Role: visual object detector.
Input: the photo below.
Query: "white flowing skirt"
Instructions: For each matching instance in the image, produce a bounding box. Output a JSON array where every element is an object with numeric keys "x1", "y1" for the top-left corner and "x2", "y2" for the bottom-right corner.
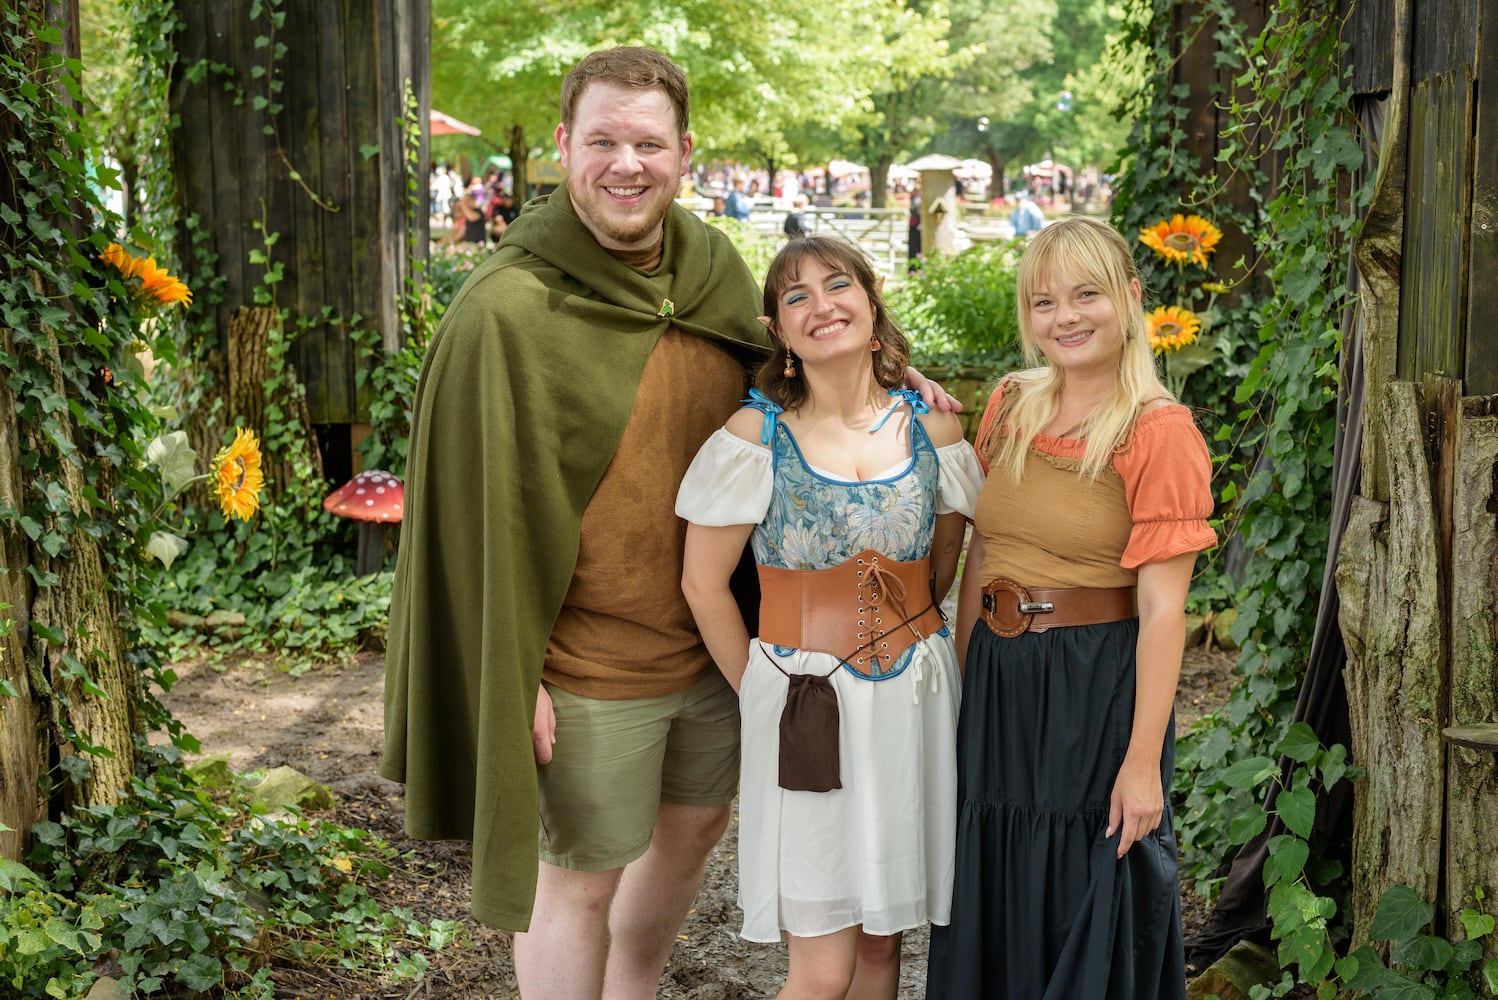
[{"x1": 736, "y1": 634, "x2": 962, "y2": 942}]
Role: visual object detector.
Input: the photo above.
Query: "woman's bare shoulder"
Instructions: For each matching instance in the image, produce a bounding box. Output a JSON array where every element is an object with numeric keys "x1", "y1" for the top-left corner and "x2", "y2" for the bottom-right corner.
[
  {"x1": 724, "y1": 405, "x2": 771, "y2": 447},
  {"x1": 920, "y1": 407, "x2": 967, "y2": 448}
]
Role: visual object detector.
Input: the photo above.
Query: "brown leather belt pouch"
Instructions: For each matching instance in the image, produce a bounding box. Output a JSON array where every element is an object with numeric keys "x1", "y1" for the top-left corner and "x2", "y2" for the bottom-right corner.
[
  {"x1": 758, "y1": 549, "x2": 944, "y2": 676},
  {"x1": 980, "y1": 578, "x2": 1136, "y2": 638}
]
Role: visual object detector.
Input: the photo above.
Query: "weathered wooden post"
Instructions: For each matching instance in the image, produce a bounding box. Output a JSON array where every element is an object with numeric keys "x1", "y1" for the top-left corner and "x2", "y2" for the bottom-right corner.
[{"x1": 906, "y1": 154, "x2": 961, "y2": 257}]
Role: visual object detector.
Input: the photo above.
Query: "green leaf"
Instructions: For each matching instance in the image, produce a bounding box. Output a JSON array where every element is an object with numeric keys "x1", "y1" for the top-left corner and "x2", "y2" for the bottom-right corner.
[
  {"x1": 1483, "y1": 957, "x2": 1498, "y2": 992},
  {"x1": 145, "y1": 430, "x2": 199, "y2": 493},
  {"x1": 1319, "y1": 743, "x2": 1348, "y2": 788},
  {"x1": 1230, "y1": 807, "x2": 1268, "y2": 845},
  {"x1": 1339, "y1": 946, "x2": 1388, "y2": 990},
  {"x1": 1371, "y1": 885, "x2": 1434, "y2": 941},
  {"x1": 1390, "y1": 934, "x2": 1453, "y2": 973},
  {"x1": 1459, "y1": 907, "x2": 1495, "y2": 940},
  {"x1": 1277, "y1": 722, "x2": 1320, "y2": 762},
  {"x1": 1221, "y1": 755, "x2": 1277, "y2": 789},
  {"x1": 1275, "y1": 786, "x2": 1315, "y2": 838},
  {"x1": 31, "y1": 621, "x2": 65, "y2": 644},
  {"x1": 175, "y1": 952, "x2": 222, "y2": 991},
  {"x1": 1263, "y1": 834, "x2": 1308, "y2": 887},
  {"x1": 146, "y1": 531, "x2": 191, "y2": 569}
]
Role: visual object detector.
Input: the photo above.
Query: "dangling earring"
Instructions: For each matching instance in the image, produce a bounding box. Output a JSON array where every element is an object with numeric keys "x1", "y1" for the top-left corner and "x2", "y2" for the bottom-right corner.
[
  {"x1": 869, "y1": 334, "x2": 882, "y2": 352},
  {"x1": 783, "y1": 349, "x2": 797, "y2": 378}
]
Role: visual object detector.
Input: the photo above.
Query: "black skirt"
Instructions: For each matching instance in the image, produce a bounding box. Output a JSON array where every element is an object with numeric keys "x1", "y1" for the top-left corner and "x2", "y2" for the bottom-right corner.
[{"x1": 926, "y1": 618, "x2": 1186, "y2": 1000}]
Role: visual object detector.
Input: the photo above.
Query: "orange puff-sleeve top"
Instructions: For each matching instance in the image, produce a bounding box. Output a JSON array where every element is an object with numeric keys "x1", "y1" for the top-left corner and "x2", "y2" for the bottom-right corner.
[{"x1": 971, "y1": 388, "x2": 1217, "y2": 590}]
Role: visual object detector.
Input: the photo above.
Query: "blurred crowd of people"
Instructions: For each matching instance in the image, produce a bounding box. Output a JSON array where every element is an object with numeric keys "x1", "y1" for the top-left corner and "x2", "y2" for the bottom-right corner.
[{"x1": 430, "y1": 163, "x2": 519, "y2": 248}]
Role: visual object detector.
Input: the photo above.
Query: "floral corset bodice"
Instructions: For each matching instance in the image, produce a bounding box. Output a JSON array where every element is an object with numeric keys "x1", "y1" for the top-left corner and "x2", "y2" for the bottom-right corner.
[{"x1": 744, "y1": 390, "x2": 939, "y2": 570}]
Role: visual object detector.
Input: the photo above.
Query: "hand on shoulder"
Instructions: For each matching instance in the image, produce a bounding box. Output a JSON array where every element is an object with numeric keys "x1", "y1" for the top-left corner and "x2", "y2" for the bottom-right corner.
[{"x1": 920, "y1": 406, "x2": 967, "y2": 448}]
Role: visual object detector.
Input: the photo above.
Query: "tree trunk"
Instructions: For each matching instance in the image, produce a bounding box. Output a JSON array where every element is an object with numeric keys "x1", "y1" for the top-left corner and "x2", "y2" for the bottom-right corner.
[
  {"x1": 1336, "y1": 381, "x2": 1447, "y2": 948},
  {"x1": 870, "y1": 159, "x2": 892, "y2": 210},
  {"x1": 0, "y1": 330, "x2": 44, "y2": 861},
  {"x1": 1, "y1": 0, "x2": 138, "y2": 861},
  {"x1": 508, "y1": 124, "x2": 528, "y2": 202}
]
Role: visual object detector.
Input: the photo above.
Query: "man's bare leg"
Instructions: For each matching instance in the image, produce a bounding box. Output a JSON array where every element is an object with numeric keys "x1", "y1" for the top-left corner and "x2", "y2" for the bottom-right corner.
[
  {"x1": 602, "y1": 801, "x2": 733, "y2": 1000},
  {"x1": 513, "y1": 861, "x2": 623, "y2": 999}
]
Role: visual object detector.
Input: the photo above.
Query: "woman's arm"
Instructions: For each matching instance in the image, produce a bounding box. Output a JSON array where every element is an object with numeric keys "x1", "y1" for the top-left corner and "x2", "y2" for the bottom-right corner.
[
  {"x1": 682, "y1": 521, "x2": 758, "y2": 693},
  {"x1": 1107, "y1": 549, "x2": 1194, "y2": 857},
  {"x1": 953, "y1": 529, "x2": 986, "y2": 671},
  {"x1": 931, "y1": 512, "x2": 967, "y2": 607}
]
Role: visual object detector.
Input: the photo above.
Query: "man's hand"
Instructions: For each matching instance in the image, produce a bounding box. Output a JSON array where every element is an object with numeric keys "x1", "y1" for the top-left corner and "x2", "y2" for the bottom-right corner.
[
  {"x1": 905, "y1": 365, "x2": 964, "y2": 413},
  {"x1": 532, "y1": 685, "x2": 556, "y2": 764}
]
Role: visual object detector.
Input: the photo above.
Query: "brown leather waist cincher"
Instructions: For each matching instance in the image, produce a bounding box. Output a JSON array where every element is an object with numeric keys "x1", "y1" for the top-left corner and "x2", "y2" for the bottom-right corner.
[
  {"x1": 980, "y1": 578, "x2": 1137, "y2": 638},
  {"x1": 757, "y1": 548, "x2": 946, "y2": 678}
]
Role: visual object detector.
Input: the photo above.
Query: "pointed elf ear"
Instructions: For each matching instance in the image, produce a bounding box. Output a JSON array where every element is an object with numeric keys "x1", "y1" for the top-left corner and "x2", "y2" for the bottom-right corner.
[
  {"x1": 757, "y1": 316, "x2": 774, "y2": 332},
  {"x1": 874, "y1": 276, "x2": 885, "y2": 297}
]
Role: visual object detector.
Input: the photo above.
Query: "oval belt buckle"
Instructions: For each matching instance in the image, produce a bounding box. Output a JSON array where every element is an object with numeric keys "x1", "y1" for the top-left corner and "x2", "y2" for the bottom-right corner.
[{"x1": 987, "y1": 577, "x2": 1033, "y2": 637}]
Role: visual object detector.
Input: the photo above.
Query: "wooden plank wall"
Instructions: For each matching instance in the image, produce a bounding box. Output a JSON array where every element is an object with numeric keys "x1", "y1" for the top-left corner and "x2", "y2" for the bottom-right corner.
[
  {"x1": 1466, "y1": 0, "x2": 1498, "y2": 395},
  {"x1": 1342, "y1": 0, "x2": 1498, "y2": 963},
  {"x1": 1447, "y1": 398, "x2": 1498, "y2": 947},
  {"x1": 1398, "y1": 69, "x2": 1471, "y2": 384},
  {"x1": 1171, "y1": 0, "x2": 1274, "y2": 297},
  {"x1": 169, "y1": 0, "x2": 427, "y2": 426}
]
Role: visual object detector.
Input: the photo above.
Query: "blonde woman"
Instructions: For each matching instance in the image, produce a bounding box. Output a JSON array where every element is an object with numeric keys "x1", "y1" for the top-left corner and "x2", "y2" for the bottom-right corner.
[
  {"x1": 678, "y1": 237, "x2": 983, "y2": 999},
  {"x1": 926, "y1": 217, "x2": 1215, "y2": 999}
]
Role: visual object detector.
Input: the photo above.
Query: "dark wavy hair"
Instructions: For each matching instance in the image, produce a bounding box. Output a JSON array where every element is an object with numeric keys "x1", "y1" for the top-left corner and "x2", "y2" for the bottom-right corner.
[{"x1": 754, "y1": 237, "x2": 909, "y2": 410}]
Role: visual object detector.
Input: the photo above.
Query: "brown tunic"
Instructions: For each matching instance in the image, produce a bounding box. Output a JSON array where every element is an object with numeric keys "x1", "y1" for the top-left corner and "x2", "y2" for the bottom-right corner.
[{"x1": 543, "y1": 327, "x2": 748, "y2": 699}]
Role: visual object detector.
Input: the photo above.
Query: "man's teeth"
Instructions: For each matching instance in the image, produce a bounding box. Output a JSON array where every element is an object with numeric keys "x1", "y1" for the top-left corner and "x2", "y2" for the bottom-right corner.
[{"x1": 608, "y1": 187, "x2": 645, "y2": 196}]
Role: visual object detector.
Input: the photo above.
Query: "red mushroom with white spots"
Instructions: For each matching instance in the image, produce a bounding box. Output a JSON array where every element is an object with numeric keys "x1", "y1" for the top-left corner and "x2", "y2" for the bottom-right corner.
[{"x1": 323, "y1": 470, "x2": 404, "y2": 573}]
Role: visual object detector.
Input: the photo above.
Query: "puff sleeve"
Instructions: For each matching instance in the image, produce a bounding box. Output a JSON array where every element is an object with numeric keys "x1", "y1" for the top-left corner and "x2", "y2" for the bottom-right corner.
[
  {"x1": 935, "y1": 441, "x2": 985, "y2": 518},
  {"x1": 1112, "y1": 406, "x2": 1218, "y2": 569},
  {"x1": 675, "y1": 427, "x2": 773, "y2": 526}
]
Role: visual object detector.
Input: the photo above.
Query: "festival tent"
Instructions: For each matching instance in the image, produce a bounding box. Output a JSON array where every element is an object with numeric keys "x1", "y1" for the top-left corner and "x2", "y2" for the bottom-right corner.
[{"x1": 431, "y1": 109, "x2": 481, "y2": 136}]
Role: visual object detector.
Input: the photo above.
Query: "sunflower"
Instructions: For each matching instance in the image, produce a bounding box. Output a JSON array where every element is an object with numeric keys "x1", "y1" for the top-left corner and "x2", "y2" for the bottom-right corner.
[
  {"x1": 103, "y1": 242, "x2": 193, "y2": 309},
  {"x1": 213, "y1": 428, "x2": 265, "y2": 520},
  {"x1": 1139, "y1": 215, "x2": 1223, "y2": 269},
  {"x1": 1146, "y1": 305, "x2": 1203, "y2": 354}
]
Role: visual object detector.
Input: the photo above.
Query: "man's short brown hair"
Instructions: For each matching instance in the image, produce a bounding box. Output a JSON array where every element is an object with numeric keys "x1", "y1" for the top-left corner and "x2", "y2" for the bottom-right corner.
[{"x1": 560, "y1": 46, "x2": 690, "y2": 139}]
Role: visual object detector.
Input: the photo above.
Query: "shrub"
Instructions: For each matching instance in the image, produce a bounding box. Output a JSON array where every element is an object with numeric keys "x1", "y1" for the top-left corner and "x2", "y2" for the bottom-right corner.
[{"x1": 887, "y1": 241, "x2": 1027, "y2": 372}]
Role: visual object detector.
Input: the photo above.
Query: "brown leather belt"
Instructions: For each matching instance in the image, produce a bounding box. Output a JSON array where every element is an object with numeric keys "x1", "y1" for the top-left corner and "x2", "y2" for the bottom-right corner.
[
  {"x1": 758, "y1": 549, "x2": 945, "y2": 678},
  {"x1": 980, "y1": 578, "x2": 1136, "y2": 637}
]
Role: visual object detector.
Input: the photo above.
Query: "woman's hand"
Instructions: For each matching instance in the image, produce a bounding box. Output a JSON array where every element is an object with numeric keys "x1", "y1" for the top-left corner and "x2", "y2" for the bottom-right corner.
[{"x1": 1106, "y1": 753, "x2": 1164, "y2": 857}]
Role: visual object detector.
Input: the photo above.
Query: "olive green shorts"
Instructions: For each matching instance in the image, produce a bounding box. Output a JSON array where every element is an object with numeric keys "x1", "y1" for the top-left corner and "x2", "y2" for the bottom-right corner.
[{"x1": 537, "y1": 669, "x2": 741, "y2": 872}]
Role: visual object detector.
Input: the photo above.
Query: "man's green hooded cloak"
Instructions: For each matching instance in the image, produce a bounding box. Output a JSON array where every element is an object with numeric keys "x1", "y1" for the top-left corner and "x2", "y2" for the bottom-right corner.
[{"x1": 381, "y1": 189, "x2": 769, "y2": 931}]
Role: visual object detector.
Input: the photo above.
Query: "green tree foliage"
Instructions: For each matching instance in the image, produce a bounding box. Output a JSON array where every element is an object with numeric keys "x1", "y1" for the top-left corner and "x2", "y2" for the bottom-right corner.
[
  {"x1": 939, "y1": 0, "x2": 1132, "y2": 192},
  {"x1": 430, "y1": 0, "x2": 929, "y2": 185}
]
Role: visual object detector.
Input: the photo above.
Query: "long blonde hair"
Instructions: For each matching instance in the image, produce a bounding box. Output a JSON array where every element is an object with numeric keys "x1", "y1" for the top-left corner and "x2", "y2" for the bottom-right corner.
[{"x1": 987, "y1": 217, "x2": 1172, "y2": 481}]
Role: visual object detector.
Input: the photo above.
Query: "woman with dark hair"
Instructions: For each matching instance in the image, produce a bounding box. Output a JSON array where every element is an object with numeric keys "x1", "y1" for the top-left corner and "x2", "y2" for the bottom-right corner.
[{"x1": 678, "y1": 236, "x2": 984, "y2": 998}]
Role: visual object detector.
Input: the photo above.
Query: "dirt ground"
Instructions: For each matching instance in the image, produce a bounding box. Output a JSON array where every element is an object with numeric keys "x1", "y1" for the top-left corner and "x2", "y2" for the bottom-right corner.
[{"x1": 155, "y1": 642, "x2": 1241, "y2": 999}]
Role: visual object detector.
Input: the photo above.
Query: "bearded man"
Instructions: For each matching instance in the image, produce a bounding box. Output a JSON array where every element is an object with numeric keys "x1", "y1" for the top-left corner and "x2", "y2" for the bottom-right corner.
[{"x1": 383, "y1": 45, "x2": 955, "y2": 999}]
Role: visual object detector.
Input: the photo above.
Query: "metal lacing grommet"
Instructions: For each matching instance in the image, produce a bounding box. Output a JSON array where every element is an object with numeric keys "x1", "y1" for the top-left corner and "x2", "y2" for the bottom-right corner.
[
  {"x1": 858, "y1": 632, "x2": 865, "y2": 639},
  {"x1": 874, "y1": 617, "x2": 882, "y2": 625},
  {"x1": 857, "y1": 558, "x2": 865, "y2": 565}
]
